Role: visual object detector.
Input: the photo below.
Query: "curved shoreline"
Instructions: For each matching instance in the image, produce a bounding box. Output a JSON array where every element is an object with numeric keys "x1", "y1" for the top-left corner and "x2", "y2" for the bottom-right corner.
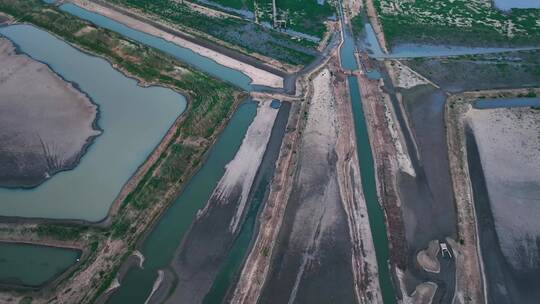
[
  {"x1": 0, "y1": 22, "x2": 192, "y2": 225},
  {"x1": 68, "y1": 0, "x2": 287, "y2": 90},
  {"x1": 0, "y1": 36, "x2": 102, "y2": 190}
]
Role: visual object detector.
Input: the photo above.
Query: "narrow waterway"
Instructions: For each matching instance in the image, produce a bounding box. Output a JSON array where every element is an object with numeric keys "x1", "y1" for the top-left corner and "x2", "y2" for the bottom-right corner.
[
  {"x1": 59, "y1": 3, "x2": 253, "y2": 90},
  {"x1": 361, "y1": 23, "x2": 540, "y2": 59},
  {"x1": 0, "y1": 242, "x2": 80, "y2": 287},
  {"x1": 348, "y1": 76, "x2": 396, "y2": 304},
  {"x1": 106, "y1": 102, "x2": 257, "y2": 303},
  {"x1": 339, "y1": 10, "x2": 396, "y2": 301}
]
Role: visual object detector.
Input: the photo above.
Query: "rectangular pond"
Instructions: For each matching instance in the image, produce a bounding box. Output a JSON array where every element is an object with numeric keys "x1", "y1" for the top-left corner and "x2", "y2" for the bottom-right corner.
[
  {"x1": 106, "y1": 102, "x2": 257, "y2": 303},
  {"x1": 0, "y1": 25, "x2": 186, "y2": 222},
  {"x1": 0, "y1": 242, "x2": 80, "y2": 287}
]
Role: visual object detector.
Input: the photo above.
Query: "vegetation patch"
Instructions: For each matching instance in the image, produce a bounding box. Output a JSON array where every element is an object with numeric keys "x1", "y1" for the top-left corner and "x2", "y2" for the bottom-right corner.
[
  {"x1": 253, "y1": 0, "x2": 335, "y2": 38},
  {"x1": 107, "y1": 0, "x2": 318, "y2": 65},
  {"x1": 0, "y1": 0, "x2": 245, "y2": 301},
  {"x1": 374, "y1": 0, "x2": 540, "y2": 47},
  {"x1": 404, "y1": 50, "x2": 540, "y2": 92}
]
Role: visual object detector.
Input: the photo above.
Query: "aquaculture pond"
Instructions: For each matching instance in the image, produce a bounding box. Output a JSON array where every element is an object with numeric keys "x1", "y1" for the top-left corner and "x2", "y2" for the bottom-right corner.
[
  {"x1": 0, "y1": 242, "x2": 80, "y2": 287},
  {"x1": 473, "y1": 97, "x2": 540, "y2": 109},
  {"x1": 59, "y1": 3, "x2": 253, "y2": 90},
  {"x1": 107, "y1": 102, "x2": 257, "y2": 303},
  {"x1": 0, "y1": 25, "x2": 185, "y2": 221}
]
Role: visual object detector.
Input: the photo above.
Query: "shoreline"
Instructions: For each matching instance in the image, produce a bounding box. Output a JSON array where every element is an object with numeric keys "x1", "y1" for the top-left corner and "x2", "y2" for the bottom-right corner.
[
  {"x1": 445, "y1": 87, "x2": 540, "y2": 304},
  {"x1": 162, "y1": 99, "x2": 278, "y2": 303},
  {"x1": 0, "y1": 20, "x2": 234, "y2": 226},
  {"x1": 0, "y1": 36, "x2": 102, "y2": 190},
  {"x1": 69, "y1": 0, "x2": 289, "y2": 88},
  {"x1": 0, "y1": 1, "x2": 252, "y2": 300}
]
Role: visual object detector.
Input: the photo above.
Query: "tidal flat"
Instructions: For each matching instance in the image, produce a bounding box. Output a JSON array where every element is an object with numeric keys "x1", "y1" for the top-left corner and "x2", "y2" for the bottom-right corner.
[
  {"x1": 0, "y1": 38, "x2": 100, "y2": 188},
  {"x1": 467, "y1": 105, "x2": 540, "y2": 304}
]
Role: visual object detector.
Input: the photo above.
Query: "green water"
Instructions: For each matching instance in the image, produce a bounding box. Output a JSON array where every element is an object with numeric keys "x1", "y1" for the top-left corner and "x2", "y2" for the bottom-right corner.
[
  {"x1": 0, "y1": 242, "x2": 80, "y2": 287},
  {"x1": 107, "y1": 102, "x2": 257, "y2": 303},
  {"x1": 348, "y1": 76, "x2": 396, "y2": 303},
  {"x1": 59, "y1": 3, "x2": 252, "y2": 91}
]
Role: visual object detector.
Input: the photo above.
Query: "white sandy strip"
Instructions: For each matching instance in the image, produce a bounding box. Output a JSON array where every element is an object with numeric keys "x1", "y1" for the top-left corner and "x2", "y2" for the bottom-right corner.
[
  {"x1": 70, "y1": 0, "x2": 284, "y2": 88},
  {"x1": 382, "y1": 93, "x2": 415, "y2": 177},
  {"x1": 105, "y1": 278, "x2": 121, "y2": 294},
  {"x1": 144, "y1": 270, "x2": 164, "y2": 304},
  {"x1": 133, "y1": 250, "x2": 145, "y2": 269},
  {"x1": 213, "y1": 100, "x2": 278, "y2": 233},
  {"x1": 385, "y1": 60, "x2": 429, "y2": 89}
]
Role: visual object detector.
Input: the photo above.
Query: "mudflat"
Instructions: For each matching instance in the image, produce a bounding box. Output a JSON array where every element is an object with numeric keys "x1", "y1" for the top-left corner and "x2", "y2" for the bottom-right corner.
[
  {"x1": 0, "y1": 38, "x2": 99, "y2": 188},
  {"x1": 467, "y1": 106, "x2": 540, "y2": 303}
]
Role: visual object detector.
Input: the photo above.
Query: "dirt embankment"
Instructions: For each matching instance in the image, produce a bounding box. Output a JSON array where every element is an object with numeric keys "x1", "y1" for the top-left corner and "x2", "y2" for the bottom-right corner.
[
  {"x1": 330, "y1": 58, "x2": 383, "y2": 303},
  {"x1": 164, "y1": 100, "x2": 279, "y2": 304},
  {"x1": 257, "y1": 66, "x2": 356, "y2": 303},
  {"x1": 0, "y1": 37, "x2": 100, "y2": 188},
  {"x1": 70, "y1": 0, "x2": 290, "y2": 85},
  {"x1": 364, "y1": 0, "x2": 389, "y2": 54},
  {"x1": 446, "y1": 88, "x2": 540, "y2": 304},
  {"x1": 355, "y1": 63, "x2": 407, "y2": 271},
  {"x1": 229, "y1": 51, "x2": 333, "y2": 304}
]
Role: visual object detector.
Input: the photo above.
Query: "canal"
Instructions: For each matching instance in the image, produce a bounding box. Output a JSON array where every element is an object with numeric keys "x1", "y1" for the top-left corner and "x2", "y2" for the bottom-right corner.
[
  {"x1": 339, "y1": 6, "x2": 396, "y2": 301},
  {"x1": 0, "y1": 24, "x2": 185, "y2": 221}
]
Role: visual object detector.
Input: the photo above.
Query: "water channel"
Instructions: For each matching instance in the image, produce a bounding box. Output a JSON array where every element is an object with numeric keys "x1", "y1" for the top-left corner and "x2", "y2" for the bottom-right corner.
[
  {"x1": 107, "y1": 102, "x2": 257, "y2": 303},
  {"x1": 1, "y1": 2, "x2": 399, "y2": 302},
  {"x1": 361, "y1": 23, "x2": 540, "y2": 59},
  {"x1": 340, "y1": 12, "x2": 396, "y2": 301},
  {"x1": 59, "y1": 3, "x2": 253, "y2": 91}
]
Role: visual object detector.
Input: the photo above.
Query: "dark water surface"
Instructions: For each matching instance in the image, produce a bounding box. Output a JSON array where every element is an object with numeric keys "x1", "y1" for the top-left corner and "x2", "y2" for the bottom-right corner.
[{"x1": 0, "y1": 242, "x2": 80, "y2": 287}]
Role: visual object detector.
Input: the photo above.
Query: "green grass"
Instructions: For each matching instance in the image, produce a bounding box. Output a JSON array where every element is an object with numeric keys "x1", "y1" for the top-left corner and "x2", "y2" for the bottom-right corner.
[
  {"x1": 0, "y1": 1, "x2": 247, "y2": 300},
  {"x1": 107, "y1": 0, "x2": 317, "y2": 65},
  {"x1": 255, "y1": 0, "x2": 335, "y2": 38},
  {"x1": 195, "y1": 0, "x2": 335, "y2": 38},
  {"x1": 374, "y1": 0, "x2": 540, "y2": 47}
]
